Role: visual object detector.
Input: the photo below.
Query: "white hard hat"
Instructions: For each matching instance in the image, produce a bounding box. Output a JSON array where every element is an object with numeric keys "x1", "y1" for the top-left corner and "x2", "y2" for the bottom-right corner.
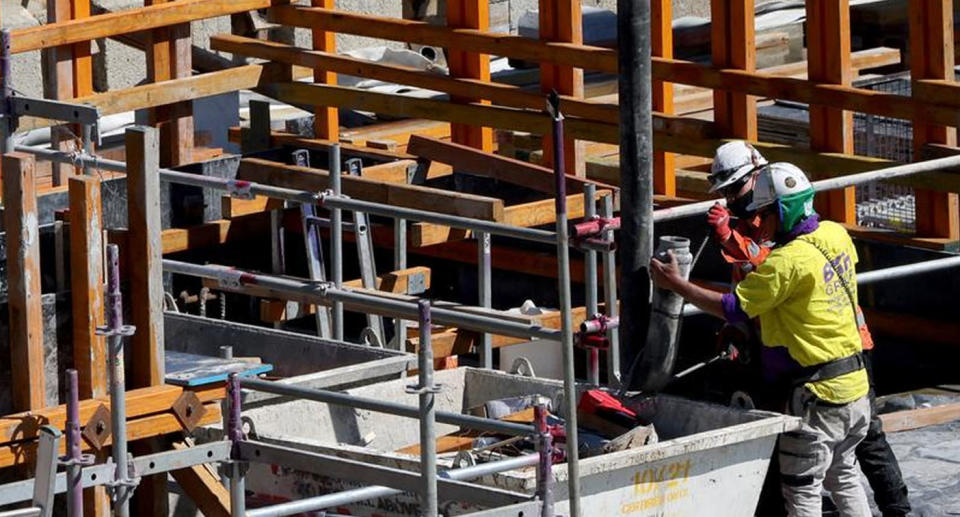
[
  {"x1": 708, "y1": 141, "x2": 768, "y2": 193},
  {"x1": 746, "y1": 162, "x2": 813, "y2": 212}
]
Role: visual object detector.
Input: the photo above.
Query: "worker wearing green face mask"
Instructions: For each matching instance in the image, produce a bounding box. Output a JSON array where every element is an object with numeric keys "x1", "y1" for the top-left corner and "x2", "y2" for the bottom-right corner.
[{"x1": 651, "y1": 163, "x2": 871, "y2": 517}]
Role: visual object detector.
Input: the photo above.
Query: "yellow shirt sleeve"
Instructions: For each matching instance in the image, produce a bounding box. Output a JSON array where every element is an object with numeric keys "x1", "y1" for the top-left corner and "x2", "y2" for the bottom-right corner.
[{"x1": 735, "y1": 252, "x2": 798, "y2": 319}]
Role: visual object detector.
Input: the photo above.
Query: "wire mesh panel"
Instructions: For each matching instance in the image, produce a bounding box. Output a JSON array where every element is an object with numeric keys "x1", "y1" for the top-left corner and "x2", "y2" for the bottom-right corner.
[{"x1": 852, "y1": 72, "x2": 916, "y2": 232}]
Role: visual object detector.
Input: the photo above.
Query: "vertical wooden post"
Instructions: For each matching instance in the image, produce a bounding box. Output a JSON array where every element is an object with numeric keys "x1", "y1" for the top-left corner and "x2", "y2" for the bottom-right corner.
[
  {"x1": 71, "y1": 0, "x2": 93, "y2": 99},
  {"x1": 43, "y1": 0, "x2": 77, "y2": 186},
  {"x1": 807, "y1": 0, "x2": 856, "y2": 223},
  {"x1": 125, "y1": 126, "x2": 164, "y2": 388},
  {"x1": 3, "y1": 153, "x2": 46, "y2": 411},
  {"x1": 69, "y1": 176, "x2": 106, "y2": 398},
  {"x1": 447, "y1": 0, "x2": 493, "y2": 151},
  {"x1": 311, "y1": 0, "x2": 339, "y2": 140},
  {"x1": 710, "y1": 0, "x2": 757, "y2": 140},
  {"x1": 539, "y1": 0, "x2": 584, "y2": 176},
  {"x1": 146, "y1": 1, "x2": 194, "y2": 167},
  {"x1": 652, "y1": 0, "x2": 675, "y2": 195},
  {"x1": 76, "y1": 189, "x2": 109, "y2": 517},
  {"x1": 910, "y1": 0, "x2": 959, "y2": 240},
  {"x1": 126, "y1": 127, "x2": 167, "y2": 517}
]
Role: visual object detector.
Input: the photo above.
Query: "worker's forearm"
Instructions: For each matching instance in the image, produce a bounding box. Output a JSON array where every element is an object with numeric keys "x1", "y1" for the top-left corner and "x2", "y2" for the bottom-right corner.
[{"x1": 673, "y1": 280, "x2": 725, "y2": 319}]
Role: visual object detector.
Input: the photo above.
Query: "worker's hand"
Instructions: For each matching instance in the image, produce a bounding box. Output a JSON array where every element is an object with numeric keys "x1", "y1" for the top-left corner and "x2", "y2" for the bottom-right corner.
[
  {"x1": 707, "y1": 203, "x2": 733, "y2": 242},
  {"x1": 650, "y1": 250, "x2": 684, "y2": 291}
]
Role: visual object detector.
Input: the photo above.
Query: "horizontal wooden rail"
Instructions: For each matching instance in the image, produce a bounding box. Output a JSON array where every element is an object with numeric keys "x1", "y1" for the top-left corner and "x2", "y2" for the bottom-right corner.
[
  {"x1": 268, "y1": 5, "x2": 960, "y2": 126},
  {"x1": 211, "y1": 35, "x2": 618, "y2": 123},
  {"x1": 11, "y1": 0, "x2": 275, "y2": 53}
]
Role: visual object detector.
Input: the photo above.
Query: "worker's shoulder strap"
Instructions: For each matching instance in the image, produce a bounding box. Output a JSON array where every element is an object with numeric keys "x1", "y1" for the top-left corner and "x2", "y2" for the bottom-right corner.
[{"x1": 792, "y1": 352, "x2": 865, "y2": 386}]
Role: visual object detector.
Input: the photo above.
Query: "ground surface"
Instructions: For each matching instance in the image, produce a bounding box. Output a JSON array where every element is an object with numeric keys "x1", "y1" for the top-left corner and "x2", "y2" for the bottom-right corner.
[{"x1": 878, "y1": 420, "x2": 960, "y2": 516}]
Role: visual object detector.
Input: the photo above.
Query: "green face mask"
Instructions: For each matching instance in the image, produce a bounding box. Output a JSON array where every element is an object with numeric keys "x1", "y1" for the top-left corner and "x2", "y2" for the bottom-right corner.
[{"x1": 777, "y1": 189, "x2": 815, "y2": 233}]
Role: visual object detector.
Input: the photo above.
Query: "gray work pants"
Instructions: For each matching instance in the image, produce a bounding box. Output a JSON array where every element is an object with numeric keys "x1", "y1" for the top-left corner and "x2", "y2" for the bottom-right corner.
[{"x1": 779, "y1": 390, "x2": 871, "y2": 517}]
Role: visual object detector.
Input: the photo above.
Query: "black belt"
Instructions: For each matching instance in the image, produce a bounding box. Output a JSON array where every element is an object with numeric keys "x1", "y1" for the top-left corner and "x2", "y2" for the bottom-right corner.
[{"x1": 792, "y1": 352, "x2": 865, "y2": 387}]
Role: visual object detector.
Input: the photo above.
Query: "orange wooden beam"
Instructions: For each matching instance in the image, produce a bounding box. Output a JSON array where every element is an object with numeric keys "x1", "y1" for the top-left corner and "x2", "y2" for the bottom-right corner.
[
  {"x1": 910, "y1": 0, "x2": 960, "y2": 240},
  {"x1": 311, "y1": 0, "x2": 338, "y2": 140},
  {"x1": 652, "y1": 0, "x2": 675, "y2": 195},
  {"x1": 145, "y1": 0, "x2": 194, "y2": 167},
  {"x1": 710, "y1": 0, "x2": 757, "y2": 139},
  {"x1": 538, "y1": 0, "x2": 583, "y2": 176},
  {"x1": 807, "y1": 0, "x2": 856, "y2": 223},
  {"x1": 446, "y1": 0, "x2": 493, "y2": 151}
]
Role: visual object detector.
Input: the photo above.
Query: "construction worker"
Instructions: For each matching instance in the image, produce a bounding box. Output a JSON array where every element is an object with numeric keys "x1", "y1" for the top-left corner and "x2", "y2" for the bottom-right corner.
[
  {"x1": 651, "y1": 163, "x2": 871, "y2": 516},
  {"x1": 706, "y1": 143, "x2": 911, "y2": 517}
]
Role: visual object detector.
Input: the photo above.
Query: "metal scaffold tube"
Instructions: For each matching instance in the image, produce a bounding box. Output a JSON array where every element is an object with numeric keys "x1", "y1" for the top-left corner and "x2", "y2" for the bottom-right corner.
[
  {"x1": 162, "y1": 259, "x2": 562, "y2": 342},
  {"x1": 245, "y1": 454, "x2": 539, "y2": 517},
  {"x1": 330, "y1": 144, "x2": 345, "y2": 341},
  {"x1": 413, "y1": 300, "x2": 438, "y2": 517},
  {"x1": 239, "y1": 376, "x2": 533, "y2": 436}
]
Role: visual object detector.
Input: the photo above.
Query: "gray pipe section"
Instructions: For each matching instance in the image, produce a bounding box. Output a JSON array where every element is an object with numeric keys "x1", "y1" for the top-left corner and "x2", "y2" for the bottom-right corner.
[
  {"x1": 682, "y1": 254, "x2": 960, "y2": 317},
  {"x1": 652, "y1": 154, "x2": 960, "y2": 223},
  {"x1": 162, "y1": 259, "x2": 561, "y2": 341},
  {"x1": 635, "y1": 237, "x2": 693, "y2": 392},
  {"x1": 329, "y1": 144, "x2": 345, "y2": 341},
  {"x1": 416, "y1": 300, "x2": 438, "y2": 517},
  {"x1": 239, "y1": 377, "x2": 534, "y2": 436},
  {"x1": 245, "y1": 454, "x2": 538, "y2": 517},
  {"x1": 104, "y1": 244, "x2": 131, "y2": 517}
]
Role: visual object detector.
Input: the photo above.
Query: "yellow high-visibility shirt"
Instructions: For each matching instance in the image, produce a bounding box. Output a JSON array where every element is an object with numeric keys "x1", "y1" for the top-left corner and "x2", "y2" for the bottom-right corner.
[{"x1": 735, "y1": 221, "x2": 868, "y2": 404}]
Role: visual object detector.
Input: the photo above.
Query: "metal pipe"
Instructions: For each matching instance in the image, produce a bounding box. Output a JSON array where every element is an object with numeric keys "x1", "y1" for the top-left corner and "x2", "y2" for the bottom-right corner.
[
  {"x1": 548, "y1": 97, "x2": 581, "y2": 517},
  {"x1": 617, "y1": 0, "x2": 654, "y2": 397},
  {"x1": 103, "y1": 244, "x2": 131, "y2": 517},
  {"x1": 393, "y1": 217, "x2": 407, "y2": 350},
  {"x1": 330, "y1": 144, "x2": 344, "y2": 341},
  {"x1": 477, "y1": 231, "x2": 492, "y2": 368},
  {"x1": 239, "y1": 376, "x2": 533, "y2": 436},
  {"x1": 227, "y1": 374, "x2": 246, "y2": 517},
  {"x1": 163, "y1": 259, "x2": 562, "y2": 342},
  {"x1": 246, "y1": 454, "x2": 539, "y2": 517},
  {"x1": 81, "y1": 124, "x2": 93, "y2": 176},
  {"x1": 534, "y1": 403, "x2": 554, "y2": 517},
  {"x1": 682, "y1": 255, "x2": 960, "y2": 317},
  {"x1": 583, "y1": 183, "x2": 599, "y2": 386},
  {"x1": 601, "y1": 196, "x2": 621, "y2": 388},
  {"x1": 416, "y1": 300, "x2": 438, "y2": 517},
  {"x1": 65, "y1": 370, "x2": 82, "y2": 517},
  {"x1": 0, "y1": 29, "x2": 13, "y2": 154}
]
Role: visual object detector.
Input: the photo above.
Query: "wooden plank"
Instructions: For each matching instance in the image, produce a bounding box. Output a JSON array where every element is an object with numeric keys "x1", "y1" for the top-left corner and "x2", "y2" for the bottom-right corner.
[
  {"x1": 446, "y1": 0, "x2": 493, "y2": 151},
  {"x1": 169, "y1": 442, "x2": 231, "y2": 517},
  {"x1": 711, "y1": 0, "x2": 757, "y2": 139},
  {"x1": 221, "y1": 195, "x2": 285, "y2": 218},
  {"x1": 3, "y1": 153, "x2": 46, "y2": 411},
  {"x1": 880, "y1": 402, "x2": 960, "y2": 433},
  {"x1": 910, "y1": 0, "x2": 960, "y2": 240},
  {"x1": 126, "y1": 128, "x2": 165, "y2": 388},
  {"x1": 538, "y1": 0, "x2": 583, "y2": 176},
  {"x1": 652, "y1": 0, "x2": 675, "y2": 195},
  {"x1": 145, "y1": 0, "x2": 193, "y2": 167},
  {"x1": 11, "y1": 0, "x2": 274, "y2": 53},
  {"x1": 0, "y1": 383, "x2": 224, "y2": 444},
  {"x1": 807, "y1": 0, "x2": 856, "y2": 223},
  {"x1": 406, "y1": 135, "x2": 616, "y2": 196},
  {"x1": 69, "y1": 176, "x2": 107, "y2": 399},
  {"x1": 310, "y1": 0, "x2": 338, "y2": 140},
  {"x1": 209, "y1": 35, "x2": 619, "y2": 124},
  {"x1": 410, "y1": 190, "x2": 612, "y2": 247},
  {"x1": 237, "y1": 157, "x2": 505, "y2": 221},
  {"x1": 0, "y1": 402, "x2": 221, "y2": 469},
  {"x1": 43, "y1": 0, "x2": 78, "y2": 186},
  {"x1": 225, "y1": 127, "x2": 420, "y2": 162}
]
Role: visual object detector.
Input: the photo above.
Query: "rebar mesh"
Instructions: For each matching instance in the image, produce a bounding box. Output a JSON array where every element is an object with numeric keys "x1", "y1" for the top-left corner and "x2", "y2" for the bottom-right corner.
[{"x1": 852, "y1": 73, "x2": 916, "y2": 232}]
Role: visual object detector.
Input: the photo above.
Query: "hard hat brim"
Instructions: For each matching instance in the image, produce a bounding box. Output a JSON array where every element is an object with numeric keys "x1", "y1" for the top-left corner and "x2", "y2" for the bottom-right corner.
[{"x1": 708, "y1": 163, "x2": 757, "y2": 193}]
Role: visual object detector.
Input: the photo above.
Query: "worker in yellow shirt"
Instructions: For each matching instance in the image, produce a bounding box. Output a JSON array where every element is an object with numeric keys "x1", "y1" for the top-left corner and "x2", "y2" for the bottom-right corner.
[{"x1": 651, "y1": 163, "x2": 871, "y2": 517}]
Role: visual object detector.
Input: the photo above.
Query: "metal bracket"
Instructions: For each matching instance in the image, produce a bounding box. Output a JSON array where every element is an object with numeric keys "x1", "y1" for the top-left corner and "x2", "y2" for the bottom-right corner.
[
  {"x1": 81, "y1": 404, "x2": 111, "y2": 450},
  {"x1": 95, "y1": 324, "x2": 136, "y2": 337},
  {"x1": 10, "y1": 97, "x2": 99, "y2": 125},
  {"x1": 171, "y1": 391, "x2": 206, "y2": 432},
  {"x1": 404, "y1": 382, "x2": 443, "y2": 395},
  {"x1": 407, "y1": 271, "x2": 427, "y2": 294}
]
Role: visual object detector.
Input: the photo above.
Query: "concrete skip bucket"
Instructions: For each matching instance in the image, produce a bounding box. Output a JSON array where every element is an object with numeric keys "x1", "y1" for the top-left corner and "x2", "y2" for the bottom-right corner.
[{"x1": 229, "y1": 368, "x2": 800, "y2": 516}]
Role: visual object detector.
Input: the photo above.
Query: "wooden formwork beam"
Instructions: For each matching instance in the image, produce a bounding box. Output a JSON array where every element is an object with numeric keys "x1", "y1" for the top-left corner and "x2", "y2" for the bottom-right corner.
[
  {"x1": 125, "y1": 127, "x2": 165, "y2": 388},
  {"x1": 311, "y1": 0, "x2": 338, "y2": 140},
  {"x1": 538, "y1": 0, "x2": 583, "y2": 176},
  {"x1": 710, "y1": 0, "x2": 757, "y2": 139},
  {"x1": 169, "y1": 442, "x2": 231, "y2": 517},
  {"x1": 446, "y1": 0, "x2": 493, "y2": 151},
  {"x1": 652, "y1": 0, "x2": 676, "y2": 195},
  {"x1": 807, "y1": 0, "x2": 856, "y2": 223},
  {"x1": 68, "y1": 176, "x2": 107, "y2": 399},
  {"x1": 2, "y1": 153, "x2": 46, "y2": 411},
  {"x1": 145, "y1": 0, "x2": 193, "y2": 167},
  {"x1": 910, "y1": 0, "x2": 960, "y2": 240}
]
